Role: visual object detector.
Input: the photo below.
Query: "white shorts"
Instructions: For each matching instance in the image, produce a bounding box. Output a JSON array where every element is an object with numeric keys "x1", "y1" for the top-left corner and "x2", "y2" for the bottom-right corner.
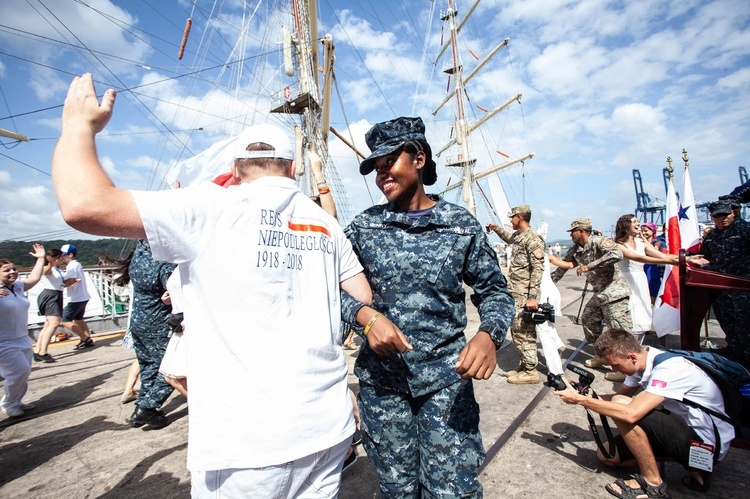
[{"x1": 190, "y1": 437, "x2": 349, "y2": 498}]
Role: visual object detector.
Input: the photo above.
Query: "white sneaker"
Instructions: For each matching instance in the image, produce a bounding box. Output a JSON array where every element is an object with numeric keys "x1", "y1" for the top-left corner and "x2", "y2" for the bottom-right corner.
[{"x1": 2, "y1": 406, "x2": 24, "y2": 418}]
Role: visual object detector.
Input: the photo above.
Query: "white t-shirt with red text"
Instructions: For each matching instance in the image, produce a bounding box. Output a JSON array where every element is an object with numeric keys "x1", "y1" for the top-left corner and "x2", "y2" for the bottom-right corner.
[{"x1": 132, "y1": 177, "x2": 362, "y2": 472}]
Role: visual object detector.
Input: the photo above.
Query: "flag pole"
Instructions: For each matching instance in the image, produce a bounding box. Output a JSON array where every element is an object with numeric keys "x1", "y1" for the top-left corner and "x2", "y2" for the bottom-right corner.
[
  {"x1": 684, "y1": 147, "x2": 716, "y2": 349},
  {"x1": 665, "y1": 155, "x2": 674, "y2": 181}
]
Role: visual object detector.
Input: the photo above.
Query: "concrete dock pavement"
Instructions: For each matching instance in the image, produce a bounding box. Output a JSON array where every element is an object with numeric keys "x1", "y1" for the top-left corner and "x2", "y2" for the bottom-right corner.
[{"x1": 1, "y1": 271, "x2": 748, "y2": 498}]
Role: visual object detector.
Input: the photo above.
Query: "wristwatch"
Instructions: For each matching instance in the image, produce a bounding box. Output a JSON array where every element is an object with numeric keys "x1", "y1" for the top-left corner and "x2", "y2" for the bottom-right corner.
[{"x1": 527, "y1": 294, "x2": 537, "y2": 300}]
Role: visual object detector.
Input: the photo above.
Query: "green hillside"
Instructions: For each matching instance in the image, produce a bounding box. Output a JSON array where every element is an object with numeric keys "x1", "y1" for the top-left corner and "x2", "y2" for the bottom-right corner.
[{"x1": 0, "y1": 239, "x2": 137, "y2": 268}]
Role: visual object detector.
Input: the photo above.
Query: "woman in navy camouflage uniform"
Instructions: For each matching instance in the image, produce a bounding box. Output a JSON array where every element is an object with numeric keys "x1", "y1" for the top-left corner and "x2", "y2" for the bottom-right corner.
[
  {"x1": 341, "y1": 117, "x2": 514, "y2": 498},
  {"x1": 114, "y1": 240, "x2": 176, "y2": 429}
]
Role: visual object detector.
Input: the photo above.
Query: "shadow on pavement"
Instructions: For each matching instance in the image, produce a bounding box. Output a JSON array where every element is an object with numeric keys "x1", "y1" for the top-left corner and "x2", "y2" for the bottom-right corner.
[
  {"x1": 0, "y1": 416, "x2": 127, "y2": 486},
  {"x1": 99, "y1": 443, "x2": 188, "y2": 498}
]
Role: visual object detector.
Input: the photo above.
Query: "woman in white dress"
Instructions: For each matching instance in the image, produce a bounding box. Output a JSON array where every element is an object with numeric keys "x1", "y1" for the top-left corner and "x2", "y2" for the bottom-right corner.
[
  {"x1": 613, "y1": 215, "x2": 707, "y2": 344},
  {"x1": 613, "y1": 215, "x2": 681, "y2": 343}
]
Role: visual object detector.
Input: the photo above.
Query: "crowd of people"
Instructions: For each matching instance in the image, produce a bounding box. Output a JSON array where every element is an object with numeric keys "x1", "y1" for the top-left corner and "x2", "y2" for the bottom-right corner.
[{"x1": 1, "y1": 72, "x2": 747, "y2": 498}]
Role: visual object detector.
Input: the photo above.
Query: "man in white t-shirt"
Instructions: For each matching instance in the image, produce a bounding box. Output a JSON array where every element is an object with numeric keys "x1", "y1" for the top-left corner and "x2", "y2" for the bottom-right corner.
[
  {"x1": 60, "y1": 244, "x2": 94, "y2": 349},
  {"x1": 52, "y1": 73, "x2": 373, "y2": 498},
  {"x1": 554, "y1": 328, "x2": 733, "y2": 498}
]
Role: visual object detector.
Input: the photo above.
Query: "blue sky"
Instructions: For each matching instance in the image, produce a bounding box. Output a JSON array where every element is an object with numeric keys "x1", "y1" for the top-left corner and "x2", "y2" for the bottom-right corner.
[{"x1": 1, "y1": 0, "x2": 749, "y2": 244}]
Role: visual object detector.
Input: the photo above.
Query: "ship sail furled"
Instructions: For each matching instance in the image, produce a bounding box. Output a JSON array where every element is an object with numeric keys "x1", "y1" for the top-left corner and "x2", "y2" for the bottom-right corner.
[
  {"x1": 165, "y1": 0, "x2": 354, "y2": 224},
  {"x1": 432, "y1": 0, "x2": 534, "y2": 225}
]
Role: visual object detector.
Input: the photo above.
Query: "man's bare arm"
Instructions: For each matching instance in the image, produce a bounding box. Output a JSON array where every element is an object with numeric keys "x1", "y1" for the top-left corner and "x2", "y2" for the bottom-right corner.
[
  {"x1": 340, "y1": 272, "x2": 372, "y2": 307},
  {"x1": 52, "y1": 73, "x2": 145, "y2": 239}
]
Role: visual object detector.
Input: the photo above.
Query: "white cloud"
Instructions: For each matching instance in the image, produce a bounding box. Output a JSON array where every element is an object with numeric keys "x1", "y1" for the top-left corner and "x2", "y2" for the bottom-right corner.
[
  {"x1": 717, "y1": 67, "x2": 750, "y2": 91},
  {"x1": 28, "y1": 67, "x2": 71, "y2": 102},
  {"x1": 331, "y1": 10, "x2": 401, "y2": 51},
  {"x1": 528, "y1": 39, "x2": 609, "y2": 98},
  {"x1": 0, "y1": 0, "x2": 151, "y2": 71}
]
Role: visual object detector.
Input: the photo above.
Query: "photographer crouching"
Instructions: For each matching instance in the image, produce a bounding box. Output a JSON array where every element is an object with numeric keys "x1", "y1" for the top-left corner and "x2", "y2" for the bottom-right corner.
[{"x1": 553, "y1": 328, "x2": 734, "y2": 498}]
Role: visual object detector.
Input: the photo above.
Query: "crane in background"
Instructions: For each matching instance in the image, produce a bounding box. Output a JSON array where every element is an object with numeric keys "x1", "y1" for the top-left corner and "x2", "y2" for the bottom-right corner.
[
  {"x1": 633, "y1": 165, "x2": 747, "y2": 228},
  {"x1": 633, "y1": 169, "x2": 666, "y2": 225}
]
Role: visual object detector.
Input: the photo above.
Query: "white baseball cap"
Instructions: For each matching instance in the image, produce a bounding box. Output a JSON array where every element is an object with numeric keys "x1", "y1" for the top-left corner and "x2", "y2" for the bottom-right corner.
[{"x1": 234, "y1": 124, "x2": 294, "y2": 161}]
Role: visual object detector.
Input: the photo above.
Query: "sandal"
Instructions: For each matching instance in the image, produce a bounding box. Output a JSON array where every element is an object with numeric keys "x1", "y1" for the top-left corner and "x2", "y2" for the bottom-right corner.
[
  {"x1": 74, "y1": 337, "x2": 95, "y2": 350},
  {"x1": 343, "y1": 342, "x2": 357, "y2": 350},
  {"x1": 605, "y1": 474, "x2": 669, "y2": 498},
  {"x1": 682, "y1": 472, "x2": 711, "y2": 492}
]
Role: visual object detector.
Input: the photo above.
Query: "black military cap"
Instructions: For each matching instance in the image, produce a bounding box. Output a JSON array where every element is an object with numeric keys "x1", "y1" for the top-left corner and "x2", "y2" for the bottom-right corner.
[
  {"x1": 708, "y1": 200, "x2": 732, "y2": 216},
  {"x1": 359, "y1": 117, "x2": 435, "y2": 175},
  {"x1": 718, "y1": 194, "x2": 742, "y2": 209}
]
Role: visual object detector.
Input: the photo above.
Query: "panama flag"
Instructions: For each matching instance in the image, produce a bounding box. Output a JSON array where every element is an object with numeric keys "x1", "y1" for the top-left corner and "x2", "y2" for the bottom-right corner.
[
  {"x1": 679, "y1": 166, "x2": 701, "y2": 253},
  {"x1": 652, "y1": 175, "x2": 681, "y2": 336}
]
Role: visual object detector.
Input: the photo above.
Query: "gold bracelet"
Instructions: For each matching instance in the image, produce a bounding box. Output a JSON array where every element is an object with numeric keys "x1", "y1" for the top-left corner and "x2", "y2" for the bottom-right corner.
[
  {"x1": 363, "y1": 312, "x2": 382, "y2": 337},
  {"x1": 318, "y1": 186, "x2": 330, "y2": 195}
]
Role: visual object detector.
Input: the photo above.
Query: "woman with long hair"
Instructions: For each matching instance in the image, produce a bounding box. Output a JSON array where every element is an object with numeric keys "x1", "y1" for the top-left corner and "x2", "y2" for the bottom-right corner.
[
  {"x1": 110, "y1": 241, "x2": 175, "y2": 429},
  {"x1": 613, "y1": 214, "x2": 705, "y2": 344}
]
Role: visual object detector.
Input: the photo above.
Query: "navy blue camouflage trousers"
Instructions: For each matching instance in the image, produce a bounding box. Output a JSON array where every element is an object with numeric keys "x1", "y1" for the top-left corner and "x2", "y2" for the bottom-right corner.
[
  {"x1": 358, "y1": 380, "x2": 485, "y2": 498},
  {"x1": 714, "y1": 290, "x2": 750, "y2": 369},
  {"x1": 131, "y1": 330, "x2": 174, "y2": 410}
]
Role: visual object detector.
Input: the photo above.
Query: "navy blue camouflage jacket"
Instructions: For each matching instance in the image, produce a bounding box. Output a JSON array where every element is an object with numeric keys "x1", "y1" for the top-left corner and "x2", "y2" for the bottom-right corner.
[
  {"x1": 128, "y1": 240, "x2": 176, "y2": 338},
  {"x1": 701, "y1": 219, "x2": 750, "y2": 277},
  {"x1": 341, "y1": 196, "x2": 514, "y2": 396}
]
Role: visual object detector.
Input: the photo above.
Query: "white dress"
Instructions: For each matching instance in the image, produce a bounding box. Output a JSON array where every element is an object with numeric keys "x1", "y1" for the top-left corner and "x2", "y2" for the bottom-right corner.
[
  {"x1": 617, "y1": 238, "x2": 652, "y2": 332},
  {"x1": 159, "y1": 268, "x2": 186, "y2": 379},
  {"x1": 537, "y1": 255, "x2": 565, "y2": 375}
]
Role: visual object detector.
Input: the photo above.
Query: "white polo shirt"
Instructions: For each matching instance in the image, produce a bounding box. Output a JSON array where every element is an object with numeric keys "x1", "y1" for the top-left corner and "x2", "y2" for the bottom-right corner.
[
  {"x1": 0, "y1": 281, "x2": 31, "y2": 341},
  {"x1": 624, "y1": 347, "x2": 735, "y2": 460},
  {"x1": 132, "y1": 177, "x2": 362, "y2": 472}
]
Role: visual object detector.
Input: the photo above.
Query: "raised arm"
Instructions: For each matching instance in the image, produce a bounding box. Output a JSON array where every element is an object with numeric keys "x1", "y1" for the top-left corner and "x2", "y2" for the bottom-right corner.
[
  {"x1": 52, "y1": 73, "x2": 145, "y2": 239},
  {"x1": 486, "y1": 222, "x2": 512, "y2": 244},
  {"x1": 21, "y1": 244, "x2": 47, "y2": 291},
  {"x1": 307, "y1": 147, "x2": 337, "y2": 220}
]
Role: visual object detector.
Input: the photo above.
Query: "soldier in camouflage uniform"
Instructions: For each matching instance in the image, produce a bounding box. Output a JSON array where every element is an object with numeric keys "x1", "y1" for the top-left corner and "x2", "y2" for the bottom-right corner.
[
  {"x1": 701, "y1": 200, "x2": 750, "y2": 368},
  {"x1": 550, "y1": 218, "x2": 632, "y2": 367},
  {"x1": 487, "y1": 204, "x2": 546, "y2": 384},
  {"x1": 123, "y1": 240, "x2": 176, "y2": 429},
  {"x1": 341, "y1": 117, "x2": 514, "y2": 498}
]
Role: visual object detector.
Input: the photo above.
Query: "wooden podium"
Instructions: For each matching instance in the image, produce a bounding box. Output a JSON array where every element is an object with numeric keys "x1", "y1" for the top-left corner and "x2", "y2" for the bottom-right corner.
[{"x1": 679, "y1": 249, "x2": 750, "y2": 351}]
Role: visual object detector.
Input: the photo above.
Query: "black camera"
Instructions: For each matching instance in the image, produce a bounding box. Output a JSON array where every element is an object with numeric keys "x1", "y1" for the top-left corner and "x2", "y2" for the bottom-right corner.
[
  {"x1": 544, "y1": 364, "x2": 596, "y2": 394},
  {"x1": 522, "y1": 300, "x2": 555, "y2": 324}
]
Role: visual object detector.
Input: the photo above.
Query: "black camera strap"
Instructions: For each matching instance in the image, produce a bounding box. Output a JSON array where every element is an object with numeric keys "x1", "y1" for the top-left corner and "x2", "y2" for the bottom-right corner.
[{"x1": 583, "y1": 390, "x2": 617, "y2": 459}]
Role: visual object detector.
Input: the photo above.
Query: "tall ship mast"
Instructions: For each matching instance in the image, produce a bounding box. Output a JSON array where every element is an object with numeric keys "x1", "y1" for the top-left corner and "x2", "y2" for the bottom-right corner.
[
  {"x1": 270, "y1": 0, "x2": 353, "y2": 222},
  {"x1": 433, "y1": 0, "x2": 534, "y2": 221},
  {"x1": 166, "y1": 0, "x2": 355, "y2": 224}
]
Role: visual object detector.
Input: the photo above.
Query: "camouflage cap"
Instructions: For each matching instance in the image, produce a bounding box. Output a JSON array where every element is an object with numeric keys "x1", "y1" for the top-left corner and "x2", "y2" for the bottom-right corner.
[
  {"x1": 510, "y1": 204, "x2": 531, "y2": 216},
  {"x1": 359, "y1": 116, "x2": 435, "y2": 175},
  {"x1": 718, "y1": 194, "x2": 742, "y2": 209},
  {"x1": 708, "y1": 200, "x2": 732, "y2": 216},
  {"x1": 566, "y1": 217, "x2": 592, "y2": 232}
]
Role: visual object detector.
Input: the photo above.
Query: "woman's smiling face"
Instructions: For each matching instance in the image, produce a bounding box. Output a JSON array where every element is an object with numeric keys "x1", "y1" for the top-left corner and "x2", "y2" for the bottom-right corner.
[
  {"x1": 0, "y1": 262, "x2": 18, "y2": 286},
  {"x1": 374, "y1": 149, "x2": 424, "y2": 208}
]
